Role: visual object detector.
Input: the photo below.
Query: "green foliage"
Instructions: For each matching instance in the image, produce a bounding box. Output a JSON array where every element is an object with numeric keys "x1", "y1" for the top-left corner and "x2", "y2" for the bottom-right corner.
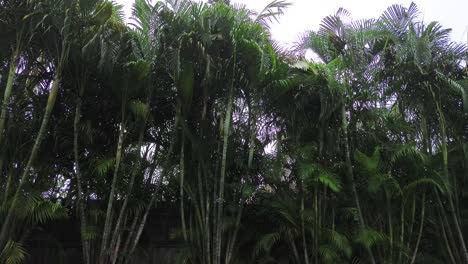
[
  {"x1": 254, "y1": 232, "x2": 281, "y2": 256},
  {"x1": 0, "y1": 240, "x2": 28, "y2": 264},
  {"x1": 355, "y1": 228, "x2": 388, "y2": 249},
  {"x1": 0, "y1": 1, "x2": 466, "y2": 263},
  {"x1": 301, "y1": 162, "x2": 342, "y2": 192}
]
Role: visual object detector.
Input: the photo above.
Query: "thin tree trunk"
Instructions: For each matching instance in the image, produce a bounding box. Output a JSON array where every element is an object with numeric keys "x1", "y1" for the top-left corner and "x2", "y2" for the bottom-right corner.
[
  {"x1": 407, "y1": 195, "x2": 416, "y2": 251},
  {"x1": 108, "y1": 118, "x2": 148, "y2": 261},
  {"x1": 215, "y1": 62, "x2": 235, "y2": 264},
  {"x1": 2, "y1": 167, "x2": 14, "y2": 208},
  {"x1": 225, "y1": 205, "x2": 242, "y2": 264},
  {"x1": 410, "y1": 192, "x2": 425, "y2": 264},
  {"x1": 301, "y1": 187, "x2": 310, "y2": 264},
  {"x1": 437, "y1": 191, "x2": 462, "y2": 263},
  {"x1": 124, "y1": 114, "x2": 179, "y2": 264},
  {"x1": 435, "y1": 100, "x2": 468, "y2": 263},
  {"x1": 111, "y1": 220, "x2": 124, "y2": 264},
  {"x1": 437, "y1": 203, "x2": 457, "y2": 264},
  {"x1": 289, "y1": 236, "x2": 301, "y2": 264},
  {"x1": 180, "y1": 132, "x2": 188, "y2": 241},
  {"x1": 73, "y1": 82, "x2": 90, "y2": 264},
  {"x1": 225, "y1": 104, "x2": 256, "y2": 264},
  {"x1": 341, "y1": 102, "x2": 377, "y2": 264},
  {"x1": 314, "y1": 184, "x2": 319, "y2": 264},
  {"x1": 118, "y1": 209, "x2": 140, "y2": 264},
  {"x1": 212, "y1": 128, "x2": 221, "y2": 264},
  {"x1": 100, "y1": 122, "x2": 125, "y2": 264},
  {"x1": 398, "y1": 201, "x2": 405, "y2": 263},
  {"x1": 386, "y1": 189, "x2": 393, "y2": 261},
  {"x1": 0, "y1": 52, "x2": 18, "y2": 147}
]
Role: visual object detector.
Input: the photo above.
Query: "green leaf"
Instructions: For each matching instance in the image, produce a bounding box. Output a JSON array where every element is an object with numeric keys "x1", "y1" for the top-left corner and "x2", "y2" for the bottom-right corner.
[
  {"x1": 0, "y1": 240, "x2": 28, "y2": 264},
  {"x1": 355, "y1": 228, "x2": 387, "y2": 249},
  {"x1": 95, "y1": 157, "x2": 116, "y2": 176},
  {"x1": 129, "y1": 100, "x2": 150, "y2": 121},
  {"x1": 255, "y1": 232, "x2": 281, "y2": 256},
  {"x1": 92, "y1": 2, "x2": 113, "y2": 26}
]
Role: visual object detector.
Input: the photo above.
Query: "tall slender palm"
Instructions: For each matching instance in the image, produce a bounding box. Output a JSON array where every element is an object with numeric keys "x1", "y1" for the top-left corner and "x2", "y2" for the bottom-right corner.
[
  {"x1": 0, "y1": 0, "x2": 73, "y2": 248},
  {"x1": 377, "y1": 3, "x2": 468, "y2": 262},
  {"x1": 297, "y1": 8, "x2": 381, "y2": 264}
]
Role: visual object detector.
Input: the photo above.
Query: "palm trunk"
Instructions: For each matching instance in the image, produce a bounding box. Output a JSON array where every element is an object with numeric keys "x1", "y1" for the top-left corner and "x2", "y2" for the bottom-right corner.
[
  {"x1": 215, "y1": 89, "x2": 234, "y2": 264},
  {"x1": 437, "y1": 201, "x2": 458, "y2": 264},
  {"x1": 124, "y1": 114, "x2": 179, "y2": 264},
  {"x1": 225, "y1": 204, "x2": 242, "y2": 264},
  {"x1": 398, "y1": 201, "x2": 405, "y2": 263},
  {"x1": 407, "y1": 195, "x2": 416, "y2": 251},
  {"x1": 0, "y1": 51, "x2": 19, "y2": 146},
  {"x1": 100, "y1": 122, "x2": 125, "y2": 264},
  {"x1": 2, "y1": 169, "x2": 13, "y2": 207},
  {"x1": 301, "y1": 187, "x2": 310, "y2": 264},
  {"x1": 226, "y1": 101, "x2": 256, "y2": 264},
  {"x1": 341, "y1": 102, "x2": 376, "y2": 264},
  {"x1": 410, "y1": 192, "x2": 425, "y2": 264},
  {"x1": 73, "y1": 82, "x2": 90, "y2": 264},
  {"x1": 386, "y1": 189, "x2": 393, "y2": 261},
  {"x1": 118, "y1": 209, "x2": 140, "y2": 264},
  {"x1": 215, "y1": 56, "x2": 236, "y2": 264},
  {"x1": 211, "y1": 116, "x2": 224, "y2": 264},
  {"x1": 435, "y1": 100, "x2": 468, "y2": 263},
  {"x1": 289, "y1": 236, "x2": 301, "y2": 264},
  {"x1": 437, "y1": 191, "x2": 462, "y2": 263},
  {"x1": 180, "y1": 132, "x2": 188, "y2": 241},
  {"x1": 108, "y1": 115, "x2": 149, "y2": 262}
]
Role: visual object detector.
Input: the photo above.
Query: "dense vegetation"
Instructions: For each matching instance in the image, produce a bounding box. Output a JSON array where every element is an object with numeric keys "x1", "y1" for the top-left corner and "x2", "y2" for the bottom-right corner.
[{"x1": 0, "y1": 0, "x2": 467, "y2": 263}]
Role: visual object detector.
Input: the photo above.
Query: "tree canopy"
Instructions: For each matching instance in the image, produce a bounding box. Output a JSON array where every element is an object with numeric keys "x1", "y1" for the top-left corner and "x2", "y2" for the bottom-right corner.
[{"x1": 0, "y1": 0, "x2": 467, "y2": 263}]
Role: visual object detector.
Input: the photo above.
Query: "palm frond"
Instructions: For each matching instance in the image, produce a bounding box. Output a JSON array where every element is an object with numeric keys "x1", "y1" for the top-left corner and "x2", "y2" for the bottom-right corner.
[
  {"x1": 0, "y1": 240, "x2": 28, "y2": 264},
  {"x1": 436, "y1": 71, "x2": 468, "y2": 112},
  {"x1": 254, "y1": 232, "x2": 281, "y2": 256},
  {"x1": 254, "y1": 0, "x2": 291, "y2": 29},
  {"x1": 355, "y1": 228, "x2": 388, "y2": 249}
]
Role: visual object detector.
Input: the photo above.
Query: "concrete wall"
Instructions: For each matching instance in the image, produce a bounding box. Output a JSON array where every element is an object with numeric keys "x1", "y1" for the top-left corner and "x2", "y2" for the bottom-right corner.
[{"x1": 24, "y1": 207, "x2": 180, "y2": 264}]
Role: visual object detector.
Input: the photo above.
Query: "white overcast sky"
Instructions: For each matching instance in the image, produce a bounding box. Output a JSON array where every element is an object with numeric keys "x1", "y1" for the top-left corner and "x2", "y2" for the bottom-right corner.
[{"x1": 116, "y1": 0, "x2": 468, "y2": 46}]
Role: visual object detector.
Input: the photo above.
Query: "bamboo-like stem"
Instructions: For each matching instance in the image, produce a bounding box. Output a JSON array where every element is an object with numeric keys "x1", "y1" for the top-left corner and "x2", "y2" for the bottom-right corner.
[
  {"x1": 386, "y1": 189, "x2": 393, "y2": 261},
  {"x1": 215, "y1": 53, "x2": 236, "y2": 264},
  {"x1": 180, "y1": 132, "x2": 188, "y2": 241},
  {"x1": 74, "y1": 79, "x2": 90, "y2": 264},
  {"x1": 341, "y1": 102, "x2": 377, "y2": 264},
  {"x1": 410, "y1": 192, "x2": 425, "y2": 264},
  {"x1": 407, "y1": 195, "x2": 416, "y2": 251},
  {"x1": 225, "y1": 96, "x2": 257, "y2": 264},
  {"x1": 118, "y1": 209, "x2": 140, "y2": 264},
  {"x1": 3, "y1": 168, "x2": 14, "y2": 208},
  {"x1": 215, "y1": 88, "x2": 233, "y2": 264},
  {"x1": 437, "y1": 202, "x2": 457, "y2": 264},
  {"x1": 436, "y1": 191, "x2": 462, "y2": 263},
  {"x1": 398, "y1": 201, "x2": 405, "y2": 263},
  {"x1": 289, "y1": 236, "x2": 301, "y2": 264},
  {"x1": 124, "y1": 113, "x2": 179, "y2": 263},
  {"x1": 212, "y1": 114, "x2": 222, "y2": 264},
  {"x1": 0, "y1": 50, "x2": 19, "y2": 146},
  {"x1": 434, "y1": 96, "x2": 468, "y2": 263},
  {"x1": 301, "y1": 184, "x2": 310, "y2": 264},
  {"x1": 109, "y1": 120, "x2": 148, "y2": 262},
  {"x1": 100, "y1": 122, "x2": 125, "y2": 263}
]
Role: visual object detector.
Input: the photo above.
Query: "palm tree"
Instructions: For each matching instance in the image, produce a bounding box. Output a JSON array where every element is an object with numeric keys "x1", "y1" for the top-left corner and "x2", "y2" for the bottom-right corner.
[
  {"x1": 0, "y1": 0, "x2": 73, "y2": 248},
  {"x1": 297, "y1": 8, "x2": 381, "y2": 263},
  {"x1": 377, "y1": 3, "x2": 468, "y2": 262},
  {"x1": 65, "y1": 2, "x2": 125, "y2": 262}
]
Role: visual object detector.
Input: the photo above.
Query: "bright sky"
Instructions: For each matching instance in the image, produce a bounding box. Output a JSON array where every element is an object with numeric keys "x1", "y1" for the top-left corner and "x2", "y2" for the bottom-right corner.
[{"x1": 116, "y1": 0, "x2": 468, "y2": 46}]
